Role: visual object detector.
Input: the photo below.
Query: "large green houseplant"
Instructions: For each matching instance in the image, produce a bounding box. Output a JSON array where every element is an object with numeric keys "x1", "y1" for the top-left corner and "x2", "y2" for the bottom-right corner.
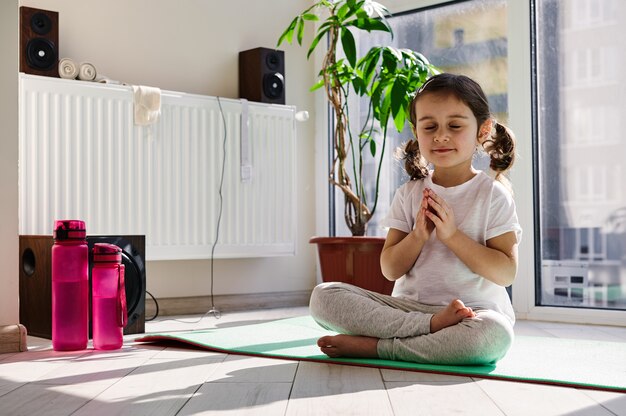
[
  {"x1": 278, "y1": 0, "x2": 438, "y2": 236},
  {"x1": 278, "y1": 0, "x2": 437, "y2": 294}
]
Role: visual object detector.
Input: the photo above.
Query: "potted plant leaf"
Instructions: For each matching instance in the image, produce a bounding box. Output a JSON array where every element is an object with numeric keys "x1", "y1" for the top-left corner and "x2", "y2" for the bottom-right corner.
[{"x1": 278, "y1": 0, "x2": 438, "y2": 293}]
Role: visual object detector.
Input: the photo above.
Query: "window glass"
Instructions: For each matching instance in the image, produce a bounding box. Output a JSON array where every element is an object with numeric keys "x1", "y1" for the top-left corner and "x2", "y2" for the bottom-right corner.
[{"x1": 535, "y1": 0, "x2": 626, "y2": 310}]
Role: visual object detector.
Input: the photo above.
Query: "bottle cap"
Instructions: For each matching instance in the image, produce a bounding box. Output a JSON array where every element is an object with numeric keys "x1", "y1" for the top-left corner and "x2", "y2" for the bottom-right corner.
[
  {"x1": 93, "y1": 243, "x2": 122, "y2": 264},
  {"x1": 53, "y1": 220, "x2": 86, "y2": 240}
]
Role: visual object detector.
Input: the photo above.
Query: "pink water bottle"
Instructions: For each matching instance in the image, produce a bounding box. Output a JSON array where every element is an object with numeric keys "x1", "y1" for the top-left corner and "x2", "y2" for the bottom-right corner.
[
  {"x1": 52, "y1": 220, "x2": 89, "y2": 351},
  {"x1": 92, "y1": 243, "x2": 127, "y2": 350}
]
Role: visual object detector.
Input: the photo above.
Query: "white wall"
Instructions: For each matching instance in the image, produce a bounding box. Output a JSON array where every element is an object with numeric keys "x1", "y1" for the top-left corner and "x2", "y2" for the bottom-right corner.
[
  {"x1": 0, "y1": 1, "x2": 19, "y2": 325},
  {"x1": 19, "y1": 0, "x2": 318, "y2": 299}
]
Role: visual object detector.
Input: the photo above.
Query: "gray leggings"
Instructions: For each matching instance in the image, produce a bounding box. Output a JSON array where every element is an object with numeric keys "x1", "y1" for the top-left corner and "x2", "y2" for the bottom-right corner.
[{"x1": 309, "y1": 282, "x2": 514, "y2": 365}]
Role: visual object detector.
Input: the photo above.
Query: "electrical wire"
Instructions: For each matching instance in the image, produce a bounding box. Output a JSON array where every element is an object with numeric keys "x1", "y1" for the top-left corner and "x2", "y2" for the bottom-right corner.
[
  {"x1": 144, "y1": 290, "x2": 159, "y2": 321},
  {"x1": 144, "y1": 97, "x2": 228, "y2": 325},
  {"x1": 206, "y1": 96, "x2": 228, "y2": 319}
]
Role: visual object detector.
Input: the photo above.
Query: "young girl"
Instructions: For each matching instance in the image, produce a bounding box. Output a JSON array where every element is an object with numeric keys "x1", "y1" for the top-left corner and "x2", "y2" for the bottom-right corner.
[{"x1": 309, "y1": 73, "x2": 521, "y2": 365}]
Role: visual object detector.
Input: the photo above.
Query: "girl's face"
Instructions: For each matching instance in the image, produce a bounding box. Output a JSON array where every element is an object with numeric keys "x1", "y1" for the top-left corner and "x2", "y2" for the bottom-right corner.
[{"x1": 413, "y1": 92, "x2": 488, "y2": 175}]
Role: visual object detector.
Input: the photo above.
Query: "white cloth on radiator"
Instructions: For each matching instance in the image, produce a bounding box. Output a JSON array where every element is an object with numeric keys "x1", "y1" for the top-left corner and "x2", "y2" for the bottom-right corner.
[
  {"x1": 58, "y1": 58, "x2": 79, "y2": 79},
  {"x1": 132, "y1": 85, "x2": 161, "y2": 126},
  {"x1": 95, "y1": 75, "x2": 121, "y2": 85}
]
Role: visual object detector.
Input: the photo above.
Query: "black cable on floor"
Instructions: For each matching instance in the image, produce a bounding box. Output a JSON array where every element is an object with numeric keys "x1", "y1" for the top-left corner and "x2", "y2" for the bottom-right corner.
[{"x1": 144, "y1": 290, "x2": 159, "y2": 321}]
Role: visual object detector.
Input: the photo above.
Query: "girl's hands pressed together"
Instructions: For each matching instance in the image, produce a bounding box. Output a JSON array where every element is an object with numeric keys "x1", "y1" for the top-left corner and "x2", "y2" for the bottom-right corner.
[
  {"x1": 423, "y1": 188, "x2": 458, "y2": 242},
  {"x1": 412, "y1": 188, "x2": 435, "y2": 241}
]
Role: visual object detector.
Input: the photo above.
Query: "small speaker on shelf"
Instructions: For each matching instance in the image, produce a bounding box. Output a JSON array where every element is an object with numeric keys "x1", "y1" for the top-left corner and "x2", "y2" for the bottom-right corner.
[
  {"x1": 19, "y1": 235, "x2": 146, "y2": 339},
  {"x1": 239, "y1": 47, "x2": 285, "y2": 104},
  {"x1": 19, "y1": 6, "x2": 59, "y2": 77}
]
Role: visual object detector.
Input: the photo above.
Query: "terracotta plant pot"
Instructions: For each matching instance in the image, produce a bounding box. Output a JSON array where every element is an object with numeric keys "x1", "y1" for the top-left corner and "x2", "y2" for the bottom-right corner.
[{"x1": 309, "y1": 236, "x2": 395, "y2": 295}]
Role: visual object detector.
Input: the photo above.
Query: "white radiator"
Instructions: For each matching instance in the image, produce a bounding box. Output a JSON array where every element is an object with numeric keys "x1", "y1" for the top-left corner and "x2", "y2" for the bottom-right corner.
[{"x1": 19, "y1": 74, "x2": 297, "y2": 260}]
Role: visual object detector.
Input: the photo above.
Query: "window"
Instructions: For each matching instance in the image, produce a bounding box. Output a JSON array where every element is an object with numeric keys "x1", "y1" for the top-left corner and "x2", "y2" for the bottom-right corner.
[
  {"x1": 568, "y1": 0, "x2": 618, "y2": 29},
  {"x1": 535, "y1": 0, "x2": 626, "y2": 310}
]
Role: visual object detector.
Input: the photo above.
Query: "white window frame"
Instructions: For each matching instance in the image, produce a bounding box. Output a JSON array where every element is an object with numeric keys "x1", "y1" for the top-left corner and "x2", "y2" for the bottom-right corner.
[{"x1": 313, "y1": 0, "x2": 625, "y2": 326}]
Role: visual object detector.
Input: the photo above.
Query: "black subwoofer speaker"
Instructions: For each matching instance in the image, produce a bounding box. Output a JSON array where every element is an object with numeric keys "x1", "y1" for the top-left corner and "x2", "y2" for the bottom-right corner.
[
  {"x1": 19, "y1": 236, "x2": 53, "y2": 338},
  {"x1": 19, "y1": 6, "x2": 59, "y2": 77},
  {"x1": 239, "y1": 47, "x2": 285, "y2": 104},
  {"x1": 87, "y1": 236, "x2": 146, "y2": 336},
  {"x1": 19, "y1": 235, "x2": 146, "y2": 339}
]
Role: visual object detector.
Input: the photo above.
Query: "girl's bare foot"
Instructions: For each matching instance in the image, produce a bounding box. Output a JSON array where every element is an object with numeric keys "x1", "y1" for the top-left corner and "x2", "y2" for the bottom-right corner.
[
  {"x1": 317, "y1": 335, "x2": 379, "y2": 358},
  {"x1": 430, "y1": 299, "x2": 476, "y2": 333}
]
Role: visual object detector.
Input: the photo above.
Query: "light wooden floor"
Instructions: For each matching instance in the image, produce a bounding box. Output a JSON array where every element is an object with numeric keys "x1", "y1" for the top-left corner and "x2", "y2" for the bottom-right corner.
[{"x1": 1, "y1": 306, "x2": 625, "y2": 416}]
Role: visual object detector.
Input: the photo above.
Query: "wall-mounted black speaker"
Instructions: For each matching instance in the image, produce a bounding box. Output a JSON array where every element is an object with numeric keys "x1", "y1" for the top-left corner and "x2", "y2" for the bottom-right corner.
[
  {"x1": 19, "y1": 6, "x2": 59, "y2": 77},
  {"x1": 19, "y1": 235, "x2": 146, "y2": 339},
  {"x1": 239, "y1": 47, "x2": 285, "y2": 104}
]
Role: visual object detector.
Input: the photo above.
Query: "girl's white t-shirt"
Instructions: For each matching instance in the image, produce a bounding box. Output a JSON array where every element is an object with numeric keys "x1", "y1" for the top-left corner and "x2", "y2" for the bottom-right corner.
[{"x1": 380, "y1": 171, "x2": 522, "y2": 323}]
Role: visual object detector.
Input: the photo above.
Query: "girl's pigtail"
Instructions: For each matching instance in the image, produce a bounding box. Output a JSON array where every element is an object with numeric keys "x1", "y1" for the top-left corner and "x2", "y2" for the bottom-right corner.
[
  {"x1": 483, "y1": 121, "x2": 516, "y2": 190},
  {"x1": 396, "y1": 139, "x2": 429, "y2": 180}
]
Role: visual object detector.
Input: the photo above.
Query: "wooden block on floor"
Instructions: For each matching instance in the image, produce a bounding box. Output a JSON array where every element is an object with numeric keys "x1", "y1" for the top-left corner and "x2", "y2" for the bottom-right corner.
[{"x1": 0, "y1": 324, "x2": 27, "y2": 354}]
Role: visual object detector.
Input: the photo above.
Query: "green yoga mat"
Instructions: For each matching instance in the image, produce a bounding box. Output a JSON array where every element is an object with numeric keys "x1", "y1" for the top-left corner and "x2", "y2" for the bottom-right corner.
[{"x1": 135, "y1": 315, "x2": 626, "y2": 393}]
